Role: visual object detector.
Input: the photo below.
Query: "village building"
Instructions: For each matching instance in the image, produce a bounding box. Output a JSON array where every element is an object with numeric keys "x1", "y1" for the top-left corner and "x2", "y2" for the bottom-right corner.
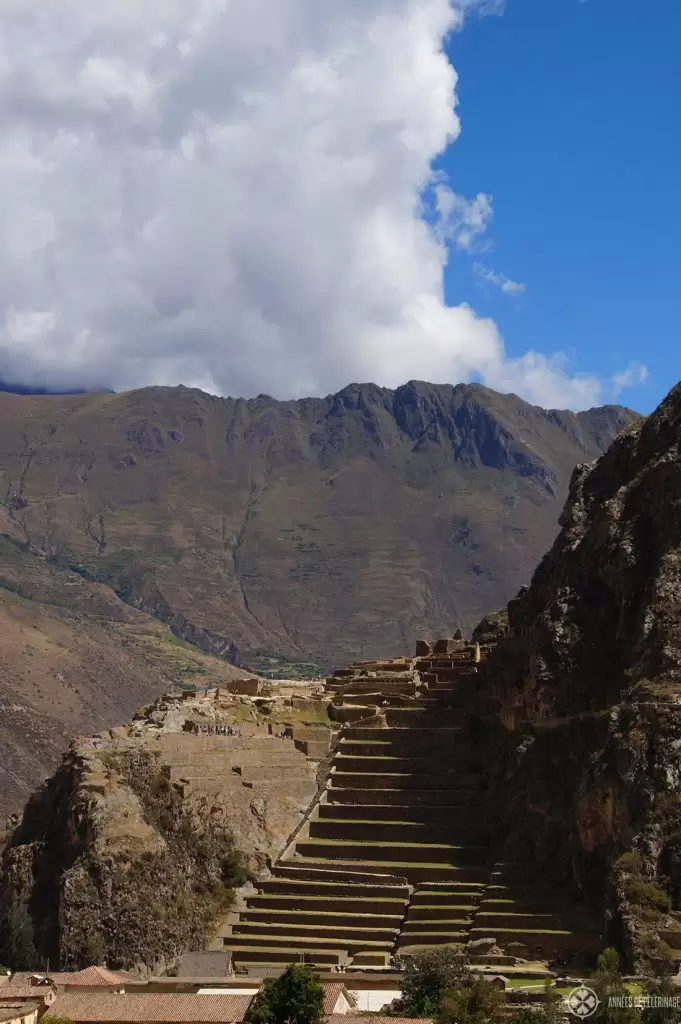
[{"x1": 0, "y1": 1003, "x2": 41, "y2": 1024}]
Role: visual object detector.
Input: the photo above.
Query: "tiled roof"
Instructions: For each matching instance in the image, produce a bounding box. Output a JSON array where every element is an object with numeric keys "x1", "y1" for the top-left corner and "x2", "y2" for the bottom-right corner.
[
  {"x1": 46, "y1": 991, "x2": 254, "y2": 1022},
  {"x1": 0, "y1": 1002, "x2": 41, "y2": 1022},
  {"x1": 11, "y1": 967, "x2": 129, "y2": 988},
  {"x1": 322, "y1": 983, "x2": 344, "y2": 1013},
  {"x1": 62, "y1": 966, "x2": 131, "y2": 987},
  {"x1": 0, "y1": 987, "x2": 55, "y2": 1000},
  {"x1": 8, "y1": 974, "x2": 55, "y2": 987}
]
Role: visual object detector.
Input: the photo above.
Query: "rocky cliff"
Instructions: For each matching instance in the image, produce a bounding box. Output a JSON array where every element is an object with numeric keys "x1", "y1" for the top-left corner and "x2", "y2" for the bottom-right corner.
[
  {"x1": 0, "y1": 687, "x2": 326, "y2": 972},
  {"x1": 475, "y1": 382, "x2": 681, "y2": 971}
]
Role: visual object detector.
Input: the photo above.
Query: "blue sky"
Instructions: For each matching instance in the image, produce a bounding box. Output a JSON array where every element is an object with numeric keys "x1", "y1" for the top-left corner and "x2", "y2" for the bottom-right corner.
[
  {"x1": 442, "y1": 0, "x2": 680, "y2": 413},
  {"x1": 1, "y1": 0, "x2": 677, "y2": 411}
]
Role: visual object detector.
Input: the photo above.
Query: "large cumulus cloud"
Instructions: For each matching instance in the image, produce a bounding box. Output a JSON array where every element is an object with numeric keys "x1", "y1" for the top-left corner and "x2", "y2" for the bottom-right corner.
[{"x1": 0, "y1": 0, "x2": 639, "y2": 408}]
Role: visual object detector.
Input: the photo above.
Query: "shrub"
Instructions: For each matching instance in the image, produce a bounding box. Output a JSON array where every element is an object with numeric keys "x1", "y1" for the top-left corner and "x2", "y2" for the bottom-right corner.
[
  {"x1": 396, "y1": 948, "x2": 469, "y2": 1016},
  {"x1": 439, "y1": 977, "x2": 504, "y2": 1024},
  {"x1": 245, "y1": 965, "x2": 325, "y2": 1024}
]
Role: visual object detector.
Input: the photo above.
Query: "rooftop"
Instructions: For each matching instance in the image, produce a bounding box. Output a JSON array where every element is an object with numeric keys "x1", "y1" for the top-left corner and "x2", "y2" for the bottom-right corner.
[{"x1": 45, "y1": 991, "x2": 254, "y2": 1023}]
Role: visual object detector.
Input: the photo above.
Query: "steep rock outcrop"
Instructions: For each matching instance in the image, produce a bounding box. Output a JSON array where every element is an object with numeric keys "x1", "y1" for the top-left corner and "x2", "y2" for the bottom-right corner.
[
  {"x1": 0, "y1": 687, "x2": 323, "y2": 972},
  {"x1": 476, "y1": 383, "x2": 681, "y2": 969},
  {"x1": 0, "y1": 745, "x2": 240, "y2": 973}
]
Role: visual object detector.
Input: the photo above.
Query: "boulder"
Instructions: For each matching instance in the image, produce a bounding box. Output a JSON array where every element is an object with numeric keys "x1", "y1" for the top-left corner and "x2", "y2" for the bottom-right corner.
[{"x1": 469, "y1": 937, "x2": 497, "y2": 953}]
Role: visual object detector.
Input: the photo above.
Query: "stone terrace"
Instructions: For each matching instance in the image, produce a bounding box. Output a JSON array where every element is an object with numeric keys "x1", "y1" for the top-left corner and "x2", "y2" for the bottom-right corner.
[{"x1": 220, "y1": 638, "x2": 604, "y2": 970}]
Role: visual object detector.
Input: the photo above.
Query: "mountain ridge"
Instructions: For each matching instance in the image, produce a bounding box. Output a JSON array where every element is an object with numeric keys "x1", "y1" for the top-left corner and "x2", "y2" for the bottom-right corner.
[{"x1": 0, "y1": 380, "x2": 637, "y2": 675}]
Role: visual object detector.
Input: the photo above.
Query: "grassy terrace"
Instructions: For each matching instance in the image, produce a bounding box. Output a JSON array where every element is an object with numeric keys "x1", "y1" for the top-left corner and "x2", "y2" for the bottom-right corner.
[
  {"x1": 298, "y1": 837, "x2": 480, "y2": 848},
  {"x1": 243, "y1": 909, "x2": 403, "y2": 920},
  {"x1": 246, "y1": 897, "x2": 403, "y2": 905},
  {"x1": 293, "y1": 855, "x2": 473, "y2": 867}
]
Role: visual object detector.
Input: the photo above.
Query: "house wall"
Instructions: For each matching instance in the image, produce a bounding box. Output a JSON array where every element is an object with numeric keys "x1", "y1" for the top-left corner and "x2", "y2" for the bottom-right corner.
[{"x1": 349, "y1": 989, "x2": 402, "y2": 1012}]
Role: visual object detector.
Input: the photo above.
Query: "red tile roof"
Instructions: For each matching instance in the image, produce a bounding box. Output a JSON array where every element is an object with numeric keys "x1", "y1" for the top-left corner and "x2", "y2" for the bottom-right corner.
[
  {"x1": 322, "y1": 982, "x2": 345, "y2": 1013},
  {"x1": 46, "y1": 991, "x2": 254, "y2": 1022},
  {"x1": 0, "y1": 987, "x2": 55, "y2": 1001},
  {"x1": 60, "y1": 967, "x2": 131, "y2": 987},
  {"x1": 10, "y1": 967, "x2": 129, "y2": 989}
]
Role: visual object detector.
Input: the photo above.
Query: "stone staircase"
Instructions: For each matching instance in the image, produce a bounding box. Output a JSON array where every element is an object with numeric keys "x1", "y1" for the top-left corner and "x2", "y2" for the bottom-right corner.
[
  {"x1": 220, "y1": 638, "x2": 605, "y2": 970},
  {"x1": 468, "y1": 863, "x2": 604, "y2": 961}
]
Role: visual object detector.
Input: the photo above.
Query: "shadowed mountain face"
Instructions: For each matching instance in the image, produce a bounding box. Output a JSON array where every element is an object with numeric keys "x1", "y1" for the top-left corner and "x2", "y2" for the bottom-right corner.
[
  {"x1": 0, "y1": 381, "x2": 636, "y2": 674},
  {"x1": 475, "y1": 382, "x2": 681, "y2": 969}
]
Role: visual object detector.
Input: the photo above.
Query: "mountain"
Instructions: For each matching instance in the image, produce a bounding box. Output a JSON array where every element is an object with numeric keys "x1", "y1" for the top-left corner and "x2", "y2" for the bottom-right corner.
[
  {"x1": 476, "y1": 381, "x2": 681, "y2": 969},
  {"x1": 0, "y1": 531, "x2": 258, "y2": 818},
  {"x1": 0, "y1": 382, "x2": 637, "y2": 677}
]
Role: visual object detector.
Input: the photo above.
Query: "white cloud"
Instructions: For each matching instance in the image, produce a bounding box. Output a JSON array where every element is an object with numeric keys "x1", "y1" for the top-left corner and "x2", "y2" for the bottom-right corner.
[
  {"x1": 433, "y1": 184, "x2": 494, "y2": 252},
  {"x1": 0, "y1": 0, "x2": 643, "y2": 410},
  {"x1": 474, "y1": 263, "x2": 526, "y2": 295},
  {"x1": 610, "y1": 361, "x2": 649, "y2": 398}
]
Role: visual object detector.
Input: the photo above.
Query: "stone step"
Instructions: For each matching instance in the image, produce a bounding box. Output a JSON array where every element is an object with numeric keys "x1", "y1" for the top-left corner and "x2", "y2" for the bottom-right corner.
[
  {"x1": 332, "y1": 754, "x2": 438, "y2": 772},
  {"x1": 480, "y1": 887, "x2": 580, "y2": 911},
  {"x1": 318, "y1": 803, "x2": 482, "y2": 824},
  {"x1": 259, "y1": 877, "x2": 410, "y2": 899},
  {"x1": 328, "y1": 772, "x2": 478, "y2": 791},
  {"x1": 468, "y1": 927, "x2": 603, "y2": 955},
  {"x1": 489, "y1": 864, "x2": 540, "y2": 884},
  {"x1": 397, "y1": 931, "x2": 468, "y2": 947},
  {"x1": 233, "y1": 921, "x2": 398, "y2": 944},
  {"x1": 401, "y1": 918, "x2": 473, "y2": 932},
  {"x1": 326, "y1": 679, "x2": 416, "y2": 694},
  {"x1": 330, "y1": 705, "x2": 378, "y2": 723},
  {"x1": 352, "y1": 952, "x2": 392, "y2": 968},
  {"x1": 385, "y1": 709, "x2": 468, "y2": 727},
  {"x1": 289, "y1": 857, "x2": 489, "y2": 884},
  {"x1": 332, "y1": 694, "x2": 386, "y2": 707},
  {"x1": 294, "y1": 838, "x2": 487, "y2": 865},
  {"x1": 241, "y1": 908, "x2": 404, "y2": 929},
  {"x1": 336, "y1": 742, "x2": 469, "y2": 760},
  {"x1": 331, "y1": 755, "x2": 468, "y2": 774},
  {"x1": 410, "y1": 894, "x2": 485, "y2": 910},
  {"x1": 226, "y1": 932, "x2": 391, "y2": 953},
  {"x1": 271, "y1": 863, "x2": 409, "y2": 887},
  {"x1": 326, "y1": 788, "x2": 474, "y2": 807},
  {"x1": 308, "y1": 819, "x2": 485, "y2": 844},
  {"x1": 246, "y1": 894, "x2": 408, "y2": 915},
  {"x1": 406, "y1": 906, "x2": 479, "y2": 921},
  {"x1": 474, "y1": 911, "x2": 599, "y2": 930},
  {"x1": 225, "y1": 945, "x2": 343, "y2": 966},
  {"x1": 342, "y1": 727, "x2": 464, "y2": 742}
]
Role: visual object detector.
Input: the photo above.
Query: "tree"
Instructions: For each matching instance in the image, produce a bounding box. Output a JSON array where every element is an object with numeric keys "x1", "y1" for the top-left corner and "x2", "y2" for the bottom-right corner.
[
  {"x1": 592, "y1": 947, "x2": 641, "y2": 1024},
  {"x1": 244, "y1": 964, "x2": 325, "y2": 1024},
  {"x1": 642, "y1": 976, "x2": 681, "y2": 1024},
  {"x1": 506, "y1": 1011, "x2": 542, "y2": 1024},
  {"x1": 398, "y1": 948, "x2": 469, "y2": 1016},
  {"x1": 0, "y1": 902, "x2": 40, "y2": 970},
  {"x1": 439, "y1": 977, "x2": 504, "y2": 1024},
  {"x1": 506, "y1": 982, "x2": 562, "y2": 1024}
]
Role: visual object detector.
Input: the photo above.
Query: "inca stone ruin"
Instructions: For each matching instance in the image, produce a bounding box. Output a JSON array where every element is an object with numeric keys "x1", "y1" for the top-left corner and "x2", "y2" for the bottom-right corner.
[{"x1": 213, "y1": 637, "x2": 604, "y2": 972}]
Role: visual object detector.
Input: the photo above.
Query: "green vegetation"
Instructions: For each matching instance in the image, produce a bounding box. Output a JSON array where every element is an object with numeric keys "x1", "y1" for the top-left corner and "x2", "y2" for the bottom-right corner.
[
  {"x1": 0, "y1": 577, "x2": 30, "y2": 598},
  {"x1": 395, "y1": 947, "x2": 469, "y2": 1016},
  {"x1": 0, "y1": 901, "x2": 40, "y2": 970},
  {"x1": 439, "y1": 977, "x2": 504, "y2": 1024},
  {"x1": 244, "y1": 650, "x2": 323, "y2": 680},
  {"x1": 613, "y1": 852, "x2": 675, "y2": 969},
  {"x1": 245, "y1": 965, "x2": 325, "y2": 1024},
  {"x1": 592, "y1": 947, "x2": 642, "y2": 1024}
]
